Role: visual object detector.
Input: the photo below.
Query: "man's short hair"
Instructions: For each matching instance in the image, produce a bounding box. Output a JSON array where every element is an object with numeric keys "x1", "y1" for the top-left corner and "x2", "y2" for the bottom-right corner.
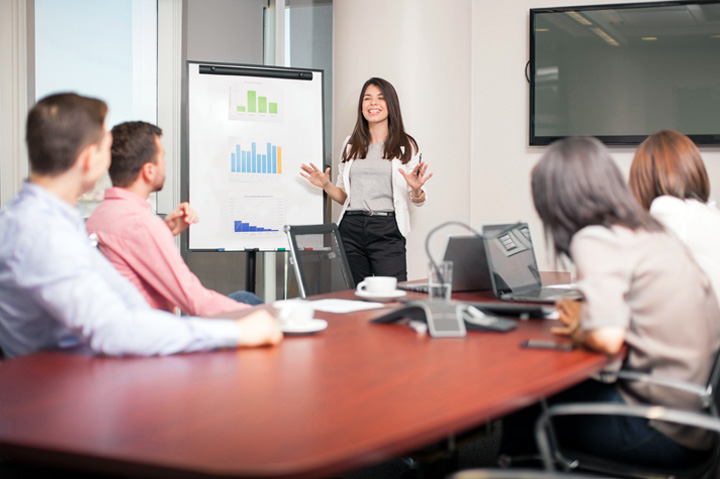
[
  {"x1": 26, "y1": 93, "x2": 108, "y2": 176},
  {"x1": 109, "y1": 121, "x2": 163, "y2": 187}
]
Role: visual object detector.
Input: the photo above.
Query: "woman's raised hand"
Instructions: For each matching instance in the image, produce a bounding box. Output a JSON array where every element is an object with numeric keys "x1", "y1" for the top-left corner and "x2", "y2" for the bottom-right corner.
[
  {"x1": 399, "y1": 161, "x2": 433, "y2": 190},
  {"x1": 300, "y1": 162, "x2": 331, "y2": 188}
]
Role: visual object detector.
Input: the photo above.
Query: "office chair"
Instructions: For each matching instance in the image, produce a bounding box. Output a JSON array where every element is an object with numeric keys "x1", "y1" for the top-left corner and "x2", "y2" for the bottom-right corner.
[
  {"x1": 283, "y1": 223, "x2": 354, "y2": 298},
  {"x1": 535, "y1": 403, "x2": 720, "y2": 479},
  {"x1": 526, "y1": 344, "x2": 720, "y2": 479},
  {"x1": 450, "y1": 470, "x2": 618, "y2": 479},
  {"x1": 503, "y1": 347, "x2": 720, "y2": 478}
]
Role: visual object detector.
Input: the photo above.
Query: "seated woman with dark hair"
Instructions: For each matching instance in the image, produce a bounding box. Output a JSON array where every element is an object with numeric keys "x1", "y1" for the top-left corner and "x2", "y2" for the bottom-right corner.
[
  {"x1": 629, "y1": 130, "x2": 720, "y2": 302},
  {"x1": 500, "y1": 136, "x2": 720, "y2": 468}
]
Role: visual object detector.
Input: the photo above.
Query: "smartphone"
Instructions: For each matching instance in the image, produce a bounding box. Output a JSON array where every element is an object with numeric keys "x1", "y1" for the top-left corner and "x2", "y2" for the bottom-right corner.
[{"x1": 520, "y1": 339, "x2": 575, "y2": 351}]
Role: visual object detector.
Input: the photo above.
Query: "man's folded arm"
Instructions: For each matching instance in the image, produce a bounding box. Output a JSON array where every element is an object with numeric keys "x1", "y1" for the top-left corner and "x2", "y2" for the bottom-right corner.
[{"x1": 22, "y1": 240, "x2": 242, "y2": 356}]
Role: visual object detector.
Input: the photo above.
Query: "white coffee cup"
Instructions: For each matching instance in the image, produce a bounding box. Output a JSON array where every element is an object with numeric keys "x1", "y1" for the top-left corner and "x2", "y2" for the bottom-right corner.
[
  {"x1": 274, "y1": 299, "x2": 315, "y2": 326},
  {"x1": 356, "y1": 276, "x2": 397, "y2": 295}
]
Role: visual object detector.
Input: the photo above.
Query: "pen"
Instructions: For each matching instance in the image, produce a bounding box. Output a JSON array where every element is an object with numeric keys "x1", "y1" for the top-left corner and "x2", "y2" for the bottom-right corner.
[{"x1": 417, "y1": 153, "x2": 422, "y2": 177}]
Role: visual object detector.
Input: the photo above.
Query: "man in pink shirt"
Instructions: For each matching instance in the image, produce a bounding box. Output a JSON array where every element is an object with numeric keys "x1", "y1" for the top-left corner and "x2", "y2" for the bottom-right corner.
[{"x1": 87, "y1": 121, "x2": 260, "y2": 316}]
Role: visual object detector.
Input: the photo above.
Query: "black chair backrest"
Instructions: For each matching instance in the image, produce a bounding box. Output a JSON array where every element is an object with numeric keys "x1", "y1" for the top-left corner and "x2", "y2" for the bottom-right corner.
[{"x1": 284, "y1": 223, "x2": 354, "y2": 298}]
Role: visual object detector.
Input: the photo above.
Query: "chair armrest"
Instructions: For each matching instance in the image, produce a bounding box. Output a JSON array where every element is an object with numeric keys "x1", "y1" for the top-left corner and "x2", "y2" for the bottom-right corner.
[
  {"x1": 450, "y1": 468, "x2": 617, "y2": 479},
  {"x1": 600, "y1": 370, "x2": 712, "y2": 409},
  {"x1": 534, "y1": 402, "x2": 720, "y2": 472}
]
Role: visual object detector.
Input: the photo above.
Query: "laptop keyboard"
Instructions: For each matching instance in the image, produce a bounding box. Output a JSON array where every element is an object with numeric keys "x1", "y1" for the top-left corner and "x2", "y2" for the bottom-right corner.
[
  {"x1": 397, "y1": 282, "x2": 429, "y2": 293},
  {"x1": 503, "y1": 287, "x2": 580, "y2": 302}
]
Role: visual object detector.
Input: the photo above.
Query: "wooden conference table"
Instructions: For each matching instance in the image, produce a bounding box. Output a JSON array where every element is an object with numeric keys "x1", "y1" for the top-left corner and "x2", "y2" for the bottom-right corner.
[{"x1": 0, "y1": 283, "x2": 620, "y2": 478}]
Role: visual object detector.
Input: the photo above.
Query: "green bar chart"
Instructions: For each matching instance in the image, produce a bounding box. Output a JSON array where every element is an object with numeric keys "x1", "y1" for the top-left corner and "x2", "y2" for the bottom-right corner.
[
  {"x1": 229, "y1": 84, "x2": 282, "y2": 122},
  {"x1": 248, "y1": 90, "x2": 257, "y2": 112}
]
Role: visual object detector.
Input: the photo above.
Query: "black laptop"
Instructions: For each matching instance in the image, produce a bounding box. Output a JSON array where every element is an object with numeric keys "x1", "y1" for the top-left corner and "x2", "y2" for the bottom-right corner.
[
  {"x1": 398, "y1": 235, "x2": 492, "y2": 293},
  {"x1": 482, "y1": 223, "x2": 581, "y2": 304}
]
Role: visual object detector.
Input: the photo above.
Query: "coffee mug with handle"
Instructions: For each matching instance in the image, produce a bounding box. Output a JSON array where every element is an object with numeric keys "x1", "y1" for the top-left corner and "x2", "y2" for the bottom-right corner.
[{"x1": 356, "y1": 276, "x2": 397, "y2": 295}]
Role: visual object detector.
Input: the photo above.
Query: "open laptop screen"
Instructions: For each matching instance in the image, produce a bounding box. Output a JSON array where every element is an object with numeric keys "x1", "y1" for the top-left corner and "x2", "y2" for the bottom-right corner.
[
  {"x1": 443, "y1": 235, "x2": 492, "y2": 292},
  {"x1": 483, "y1": 223, "x2": 542, "y2": 295}
]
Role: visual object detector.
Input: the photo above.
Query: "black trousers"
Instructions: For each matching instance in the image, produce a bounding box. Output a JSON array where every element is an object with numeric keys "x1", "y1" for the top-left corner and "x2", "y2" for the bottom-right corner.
[{"x1": 338, "y1": 214, "x2": 407, "y2": 285}]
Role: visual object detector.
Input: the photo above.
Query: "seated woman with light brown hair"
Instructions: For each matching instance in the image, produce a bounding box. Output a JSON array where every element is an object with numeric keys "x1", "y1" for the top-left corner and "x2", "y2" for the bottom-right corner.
[{"x1": 629, "y1": 130, "x2": 720, "y2": 301}]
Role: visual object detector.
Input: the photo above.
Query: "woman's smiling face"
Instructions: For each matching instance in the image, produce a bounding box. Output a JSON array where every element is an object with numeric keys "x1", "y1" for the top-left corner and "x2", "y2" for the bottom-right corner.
[{"x1": 361, "y1": 84, "x2": 388, "y2": 126}]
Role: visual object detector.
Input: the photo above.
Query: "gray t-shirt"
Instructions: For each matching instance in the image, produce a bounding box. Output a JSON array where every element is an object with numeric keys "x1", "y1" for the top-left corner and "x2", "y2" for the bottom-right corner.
[
  {"x1": 571, "y1": 225, "x2": 720, "y2": 449},
  {"x1": 346, "y1": 142, "x2": 394, "y2": 212}
]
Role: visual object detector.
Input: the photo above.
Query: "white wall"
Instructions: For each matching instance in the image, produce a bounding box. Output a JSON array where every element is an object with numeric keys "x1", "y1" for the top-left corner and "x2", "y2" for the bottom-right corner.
[
  {"x1": 334, "y1": 0, "x2": 472, "y2": 280},
  {"x1": 472, "y1": 0, "x2": 720, "y2": 270}
]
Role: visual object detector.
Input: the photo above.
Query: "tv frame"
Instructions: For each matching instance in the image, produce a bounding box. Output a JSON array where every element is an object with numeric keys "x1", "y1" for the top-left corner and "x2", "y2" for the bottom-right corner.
[{"x1": 529, "y1": 0, "x2": 720, "y2": 146}]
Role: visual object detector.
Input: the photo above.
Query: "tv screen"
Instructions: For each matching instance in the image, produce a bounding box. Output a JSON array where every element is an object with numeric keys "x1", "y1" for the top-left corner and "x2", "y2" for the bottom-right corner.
[{"x1": 530, "y1": 1, "x2": 720, "y2": 145}]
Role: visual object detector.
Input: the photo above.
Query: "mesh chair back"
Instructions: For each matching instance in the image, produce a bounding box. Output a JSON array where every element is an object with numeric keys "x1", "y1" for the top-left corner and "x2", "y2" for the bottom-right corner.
[{"x1": 284, "y1": 224, "x2": 354, "y2": 298}]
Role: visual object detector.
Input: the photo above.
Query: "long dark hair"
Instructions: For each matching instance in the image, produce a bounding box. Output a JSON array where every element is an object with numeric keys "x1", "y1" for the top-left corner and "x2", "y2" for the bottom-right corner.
[
  {"x1": 532, "y1": 136, "x2": 663, "y2": 258},
  {"x1": 342, "y1": 77, "x2": 417, "y2": 164}
]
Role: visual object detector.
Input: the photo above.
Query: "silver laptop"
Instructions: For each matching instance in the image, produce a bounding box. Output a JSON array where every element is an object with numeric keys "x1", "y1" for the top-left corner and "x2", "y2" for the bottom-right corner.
[
  {"x1": 398, "y1": 235, "x2": 492, "y2": 293},
  {"x1": 483, "y1": 223, "x2": 581, "y2": 304}
]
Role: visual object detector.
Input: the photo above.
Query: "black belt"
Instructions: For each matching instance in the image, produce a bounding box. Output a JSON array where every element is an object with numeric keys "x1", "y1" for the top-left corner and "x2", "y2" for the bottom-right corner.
[{"x1": 344, "y1": 210, "x2": 395, "y2": 217}]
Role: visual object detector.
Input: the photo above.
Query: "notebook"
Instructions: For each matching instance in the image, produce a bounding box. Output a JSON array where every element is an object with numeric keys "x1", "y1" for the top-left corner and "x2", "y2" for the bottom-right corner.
[
  {"x1": 398, "y1": 235, "x2": 492, "y2": 293},
  {"x1": 482, "y1": 223, "x2": 581, "y2": 304}
]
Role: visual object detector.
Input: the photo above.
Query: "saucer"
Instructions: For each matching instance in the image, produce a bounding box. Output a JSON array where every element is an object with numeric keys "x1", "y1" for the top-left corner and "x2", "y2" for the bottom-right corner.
[
  {"x1": 280, "y1": 319, "x2": 328, "y2": 335},
  {"x1": 355, "y1": 289, "x2": 407, "y2": 302}
]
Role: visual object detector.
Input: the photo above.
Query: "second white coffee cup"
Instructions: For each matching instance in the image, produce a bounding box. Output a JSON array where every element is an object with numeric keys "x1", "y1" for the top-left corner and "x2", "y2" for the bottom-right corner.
[
  {"x1": 275, "y1": 299, "x2": 315, "y2": 325},
  {"x1": 356, "y1": 276, "x2": 397, "y2": 295}
]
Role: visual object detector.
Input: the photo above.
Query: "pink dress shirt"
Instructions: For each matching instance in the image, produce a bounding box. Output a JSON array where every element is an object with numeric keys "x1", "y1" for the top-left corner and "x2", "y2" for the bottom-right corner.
[{"x1": 86, "y1": 187, "x2": 248, "y2": 316}]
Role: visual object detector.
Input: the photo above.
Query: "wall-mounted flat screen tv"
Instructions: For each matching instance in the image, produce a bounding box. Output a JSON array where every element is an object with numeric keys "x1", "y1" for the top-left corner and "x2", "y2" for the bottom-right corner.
[{"x1": 530, "y1": 1, "x2": 720, "y2": 145}]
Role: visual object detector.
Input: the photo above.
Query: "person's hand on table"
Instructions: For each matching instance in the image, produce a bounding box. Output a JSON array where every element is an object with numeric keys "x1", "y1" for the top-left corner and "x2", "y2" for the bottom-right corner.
[
  {"x1": 553, "y1": 299, "x2": 626, "y2": 354},
  {"x1": 235, "y1": 309, "x2": 283, "y2": 347},
  {"x1": 551, "y1": 298, "x2": 582, "y2": 337}
]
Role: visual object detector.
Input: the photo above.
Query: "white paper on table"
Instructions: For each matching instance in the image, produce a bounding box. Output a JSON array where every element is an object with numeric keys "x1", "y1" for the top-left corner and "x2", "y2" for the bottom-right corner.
[{"x1": 309, "y1": 299, "x2": 386, "y2": 313}]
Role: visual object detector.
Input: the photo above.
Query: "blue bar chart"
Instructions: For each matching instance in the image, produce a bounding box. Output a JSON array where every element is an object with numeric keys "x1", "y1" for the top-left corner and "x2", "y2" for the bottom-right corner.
[
  {"x1": 233, "y1": 221, "x2": 277, "y2": 232},
  {"x1": 230, "y1": 193, "x2": 284, "y2": 235},
  {"x1": 230, "y1": 142, "x2": 283, "y2": 175}
]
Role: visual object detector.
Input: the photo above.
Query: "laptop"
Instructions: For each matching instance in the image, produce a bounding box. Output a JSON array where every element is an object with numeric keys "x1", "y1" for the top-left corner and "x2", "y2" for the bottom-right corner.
[
  {"x1": 398, "y1": 235, "x2": 492, "y2": 293},
  {"x1": 482, "y1": 223, "x2": 582, "y2": 304}
]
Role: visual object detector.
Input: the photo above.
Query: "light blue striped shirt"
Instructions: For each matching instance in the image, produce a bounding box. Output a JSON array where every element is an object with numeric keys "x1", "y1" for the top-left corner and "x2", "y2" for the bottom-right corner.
[{"x1": 0, "y1": 183, "x2": 240, "y2": 358}]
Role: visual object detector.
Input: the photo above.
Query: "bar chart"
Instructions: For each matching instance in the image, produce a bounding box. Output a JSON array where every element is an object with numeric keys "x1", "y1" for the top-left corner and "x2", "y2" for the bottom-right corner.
[
  {"x1": 230, "y1": 193, "x2": 284, "y2": 235},
  {"x1": 242, "y1": 90, "x2": 278, "y2": 114},
  {"x1": 230, "y1": 141, "x2": 282, "y2": 176},
  {"x1": 233, "y1": 221, "x2": 277, "y2": 232},
  {"x1": 229, "y1": 84, "x2": 283, "y2": 122}
]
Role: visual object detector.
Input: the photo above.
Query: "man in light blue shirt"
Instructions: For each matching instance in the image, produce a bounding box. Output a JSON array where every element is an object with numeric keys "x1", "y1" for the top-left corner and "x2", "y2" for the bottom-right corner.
[{"x1": 0, "y1": 93, "x2": 282, "y2": 358}]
